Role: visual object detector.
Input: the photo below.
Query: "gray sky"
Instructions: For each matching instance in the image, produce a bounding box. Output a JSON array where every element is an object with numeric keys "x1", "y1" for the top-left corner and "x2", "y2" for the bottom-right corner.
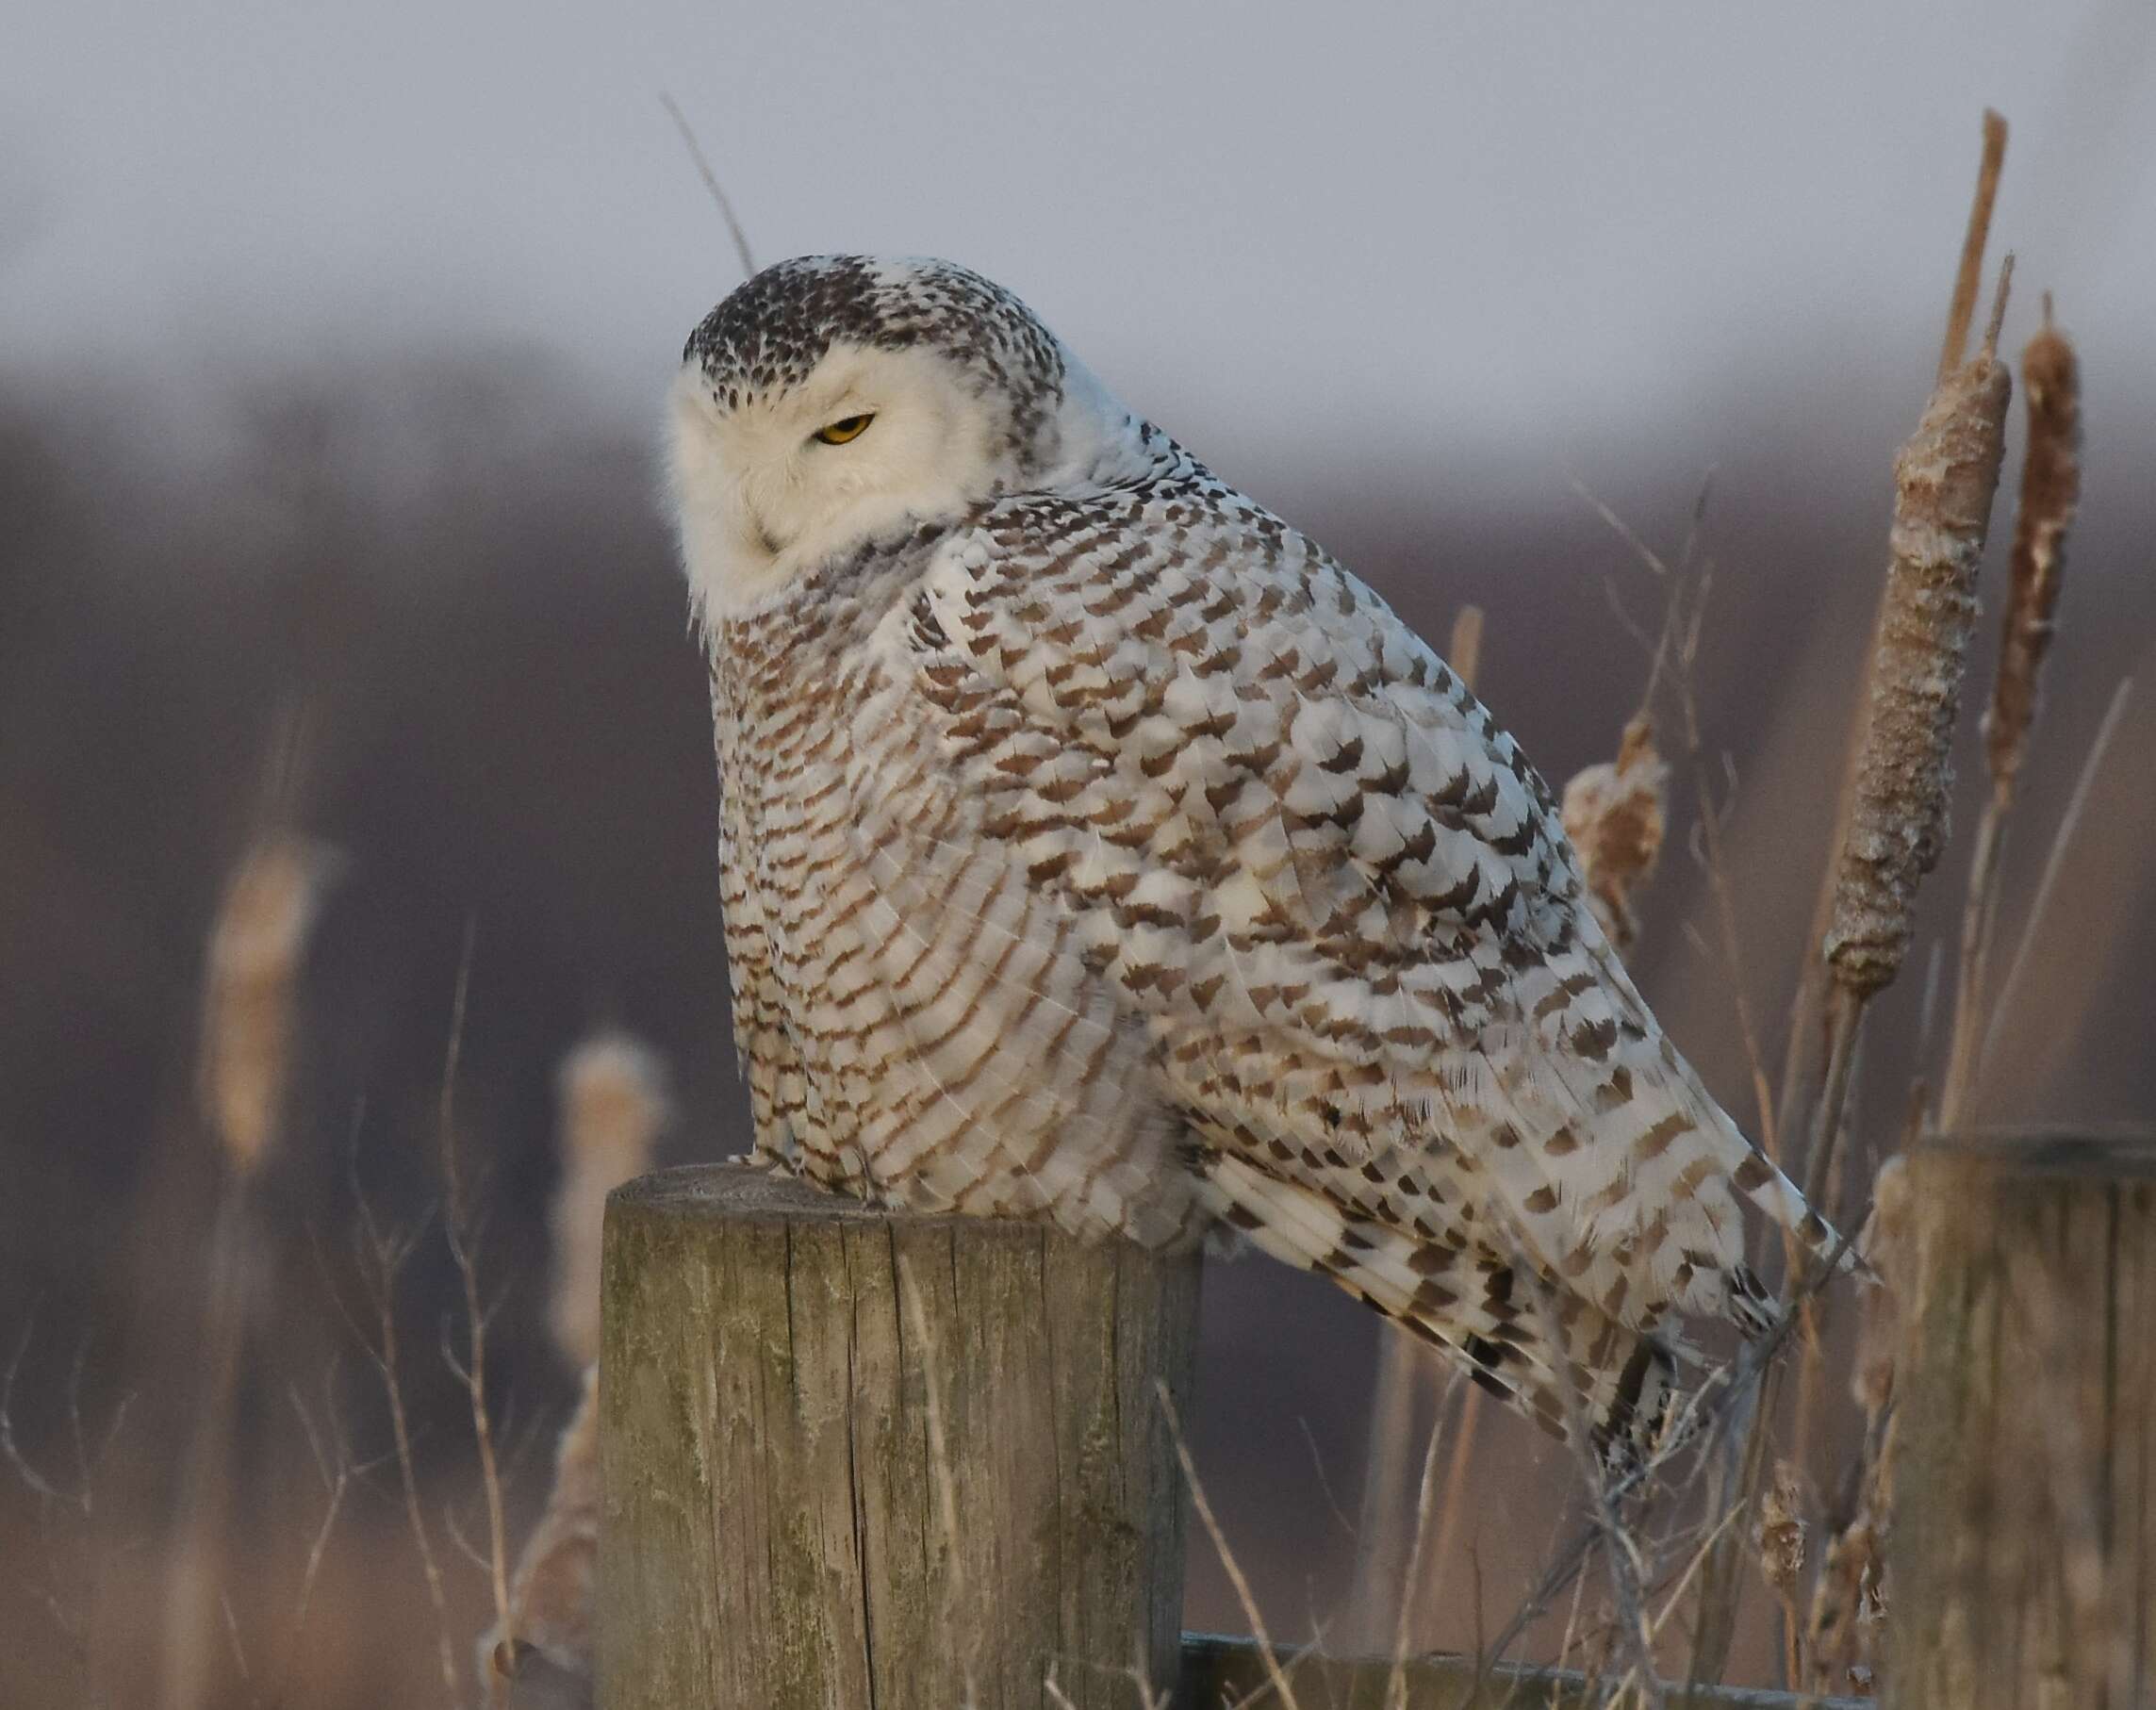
[{"x1": 6, "y1": 0, "x2": 2153, "y2": 479}]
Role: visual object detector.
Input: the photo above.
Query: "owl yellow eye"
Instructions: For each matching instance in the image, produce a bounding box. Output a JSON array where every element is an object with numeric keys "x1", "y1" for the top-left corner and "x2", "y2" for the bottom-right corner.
[{"x1": 814, "y1": 413, "x2": 875, "y2": 445}]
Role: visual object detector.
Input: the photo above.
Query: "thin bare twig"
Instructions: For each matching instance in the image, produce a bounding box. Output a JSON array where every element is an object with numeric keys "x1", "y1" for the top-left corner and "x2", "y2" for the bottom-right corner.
[
  {"x1": 1525, "y1": 1272, "x2": 1665, "y2": 1710},
  {"x1": 434, "y1": 923, "x2": 515, "y2": 1704},
  {"x1": 1489, "y1": 1224, "x2": 1852, "y2": 1679},
  {"x1": 1158, "y1": 1380, "x2": 1303, "y2": 1710},
  {"x1": 347, "y1": 1150, "x2": 461, "y2": 1707},
  {"x1": 659, "y1": 91, "x2": 757, "y2": 283},
  {"x1": 1417, "y1": 1383, "x2": 1483, "y2": 1642},
  {"x1": 1975, "y1": 678, "x2": 2134, "y2": 1083},
  {"x1": 1384, "y1": 1412, "x2": 1448, "y2": 1710},
  {"x1": 263, "y1": 1372, "x2": 387, "y2": 1710}
]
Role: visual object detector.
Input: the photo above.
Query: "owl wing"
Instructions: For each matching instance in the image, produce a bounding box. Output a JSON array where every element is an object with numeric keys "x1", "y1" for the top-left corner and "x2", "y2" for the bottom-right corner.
[
  {"x1": 711, "y1": 658, "x2": 814, "y2": 1166},
  {"x1": 895, "y1": 463, "x2": 1832, "y2": 1442}
]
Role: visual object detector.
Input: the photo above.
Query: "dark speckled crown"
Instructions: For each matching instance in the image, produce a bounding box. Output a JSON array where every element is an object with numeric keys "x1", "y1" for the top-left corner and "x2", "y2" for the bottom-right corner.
[{"x1": 683, "y1": 256, "x2": 1068, "y2": 431}]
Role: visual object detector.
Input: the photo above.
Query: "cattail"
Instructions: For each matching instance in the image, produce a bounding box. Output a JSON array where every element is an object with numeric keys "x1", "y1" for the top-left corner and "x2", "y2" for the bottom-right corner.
[
  {"x1": 547, "y1": 1032, "x2": 670, "y2": 1370},
  {"x1": 1756, "y1": 1460, "x2": 1808, "y2": 1603},
  {"x1": 1560, "y1": 712, "x2": 1669, "y2": 955},
  {"x1": 481, "y1": 1364, "x2": 601, "y2": 1704},
  {"x1": 1939, "y1": 307, "x2": 2086, "y2": 1124},
  {"x1": 196, "y1": 833, "x2": 341, "y2": 1175},
  {"x1": 1983, "y1": 304, "x2": 2082, "y2": 801},
  {"x1": 1806, "y1": 1501, "x2": 1887, "y2": 1698},
  {"x1": 1446, "y1": 602, "x2": 1485, "y2": 694},
  {"x1": 1823, "y1": 289, "x2": 2013, "y2": 1001}
]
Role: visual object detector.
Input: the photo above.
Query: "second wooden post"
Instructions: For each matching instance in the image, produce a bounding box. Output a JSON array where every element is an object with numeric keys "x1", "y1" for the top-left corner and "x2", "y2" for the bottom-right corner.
[
  {"x1": 1887, "y1": 1131, "x2": 2156, "y2": 1709},
  {"x1": 597, "y1": 1164, "x2": 1202, "y2": 1710}
]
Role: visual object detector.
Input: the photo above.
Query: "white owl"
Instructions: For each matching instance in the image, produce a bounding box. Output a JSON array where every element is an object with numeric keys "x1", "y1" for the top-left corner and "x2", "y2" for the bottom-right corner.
[{"x1": 667, "y1": 255, "x2": 1832, "y2": 1447}]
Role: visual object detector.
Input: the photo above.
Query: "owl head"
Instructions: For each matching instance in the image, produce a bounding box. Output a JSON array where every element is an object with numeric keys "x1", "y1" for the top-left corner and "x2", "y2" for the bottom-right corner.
[{"x1": 669, "y1": 255, "x2": 1138, "y2": 620}]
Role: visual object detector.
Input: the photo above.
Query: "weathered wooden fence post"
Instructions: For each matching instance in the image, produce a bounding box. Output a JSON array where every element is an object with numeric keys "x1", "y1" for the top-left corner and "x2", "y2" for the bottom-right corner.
[
  {"x1": 597, "y1": 1163, "x2": 1203, "y2": 1709},
  {"x1": 1887, "y1": 1129, "x2": 2156, "y2": 1709}
]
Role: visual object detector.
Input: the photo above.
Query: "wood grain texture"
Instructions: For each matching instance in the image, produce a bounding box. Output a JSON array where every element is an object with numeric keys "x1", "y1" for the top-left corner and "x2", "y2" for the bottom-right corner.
[
  {"x1": 1887, "y1": 1131, "x2": 2156, "y2": 1709},
  {"x1": 598, "y1": 1163, "x2": 1202, "y2": 1709}
]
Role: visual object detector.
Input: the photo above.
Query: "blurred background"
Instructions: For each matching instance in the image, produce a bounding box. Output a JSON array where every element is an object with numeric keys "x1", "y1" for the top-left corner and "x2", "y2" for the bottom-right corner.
[{"x1": 4, "y1": 1, "x2": 2154, "y2": 1702}]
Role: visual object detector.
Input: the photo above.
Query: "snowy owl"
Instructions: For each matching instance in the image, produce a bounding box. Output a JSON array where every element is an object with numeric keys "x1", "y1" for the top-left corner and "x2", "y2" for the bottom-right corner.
[{"x1": 668, "y1": 255, "x2": 1833, "y2": 1446}]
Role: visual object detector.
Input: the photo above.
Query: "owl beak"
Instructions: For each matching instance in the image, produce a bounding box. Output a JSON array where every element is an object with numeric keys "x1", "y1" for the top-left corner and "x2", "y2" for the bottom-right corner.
[{"x1": 743, "y1": 505, "x2": 785, "y2": 560}]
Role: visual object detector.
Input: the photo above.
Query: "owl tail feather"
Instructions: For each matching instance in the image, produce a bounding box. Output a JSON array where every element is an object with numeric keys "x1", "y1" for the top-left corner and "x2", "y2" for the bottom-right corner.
[{"x1": 1197, "y1": 1152, "x2": 1680, "y2": 1460}]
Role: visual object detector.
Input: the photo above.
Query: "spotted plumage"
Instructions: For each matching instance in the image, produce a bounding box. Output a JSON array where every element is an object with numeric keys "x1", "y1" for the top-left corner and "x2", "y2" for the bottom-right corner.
[{"x1": 668, "y1": 255, "x2": 1834, "y2": 1449}]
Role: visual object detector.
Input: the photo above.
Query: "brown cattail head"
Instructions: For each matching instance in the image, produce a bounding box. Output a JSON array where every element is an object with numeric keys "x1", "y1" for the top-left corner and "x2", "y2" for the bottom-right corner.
[
  {"x1": 197, "y1": 833, "x2": 342, "y2": 1176},
  {"x1": 1806, "y1": 1503, "x2": 1887, "y2": 1698},
  {"x1": 1983, "y1": 306, "x2": 2082, "y2": 799},
  {"x1": 1824, "y1": 341, "x2": 2012, "y2": 999},
  {"x1": 1756, "y1": 1460, "x2": 1809, "y2": 1602},
  {"x1": 547, "y1": 1032, "x2": 670, "y2": 1369},
  {"x1": 1560, "y1": 712, "x2": 1669, "y2": 956}
]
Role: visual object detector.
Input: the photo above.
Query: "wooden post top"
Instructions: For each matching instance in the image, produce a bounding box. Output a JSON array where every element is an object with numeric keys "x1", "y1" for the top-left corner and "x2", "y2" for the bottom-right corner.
[
  {"x1": 1906, "y1": 1126, "x2": 2156, "y2": 1177},
  {"x1": 609, "y1": 1159, "x2": 1111, "y2": 1234}
]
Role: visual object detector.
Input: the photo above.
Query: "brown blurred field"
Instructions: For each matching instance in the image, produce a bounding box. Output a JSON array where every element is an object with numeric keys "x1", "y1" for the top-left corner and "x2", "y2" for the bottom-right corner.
[{"x1": 3, "y1": 334, "x2": 2151, "y2": 1705}]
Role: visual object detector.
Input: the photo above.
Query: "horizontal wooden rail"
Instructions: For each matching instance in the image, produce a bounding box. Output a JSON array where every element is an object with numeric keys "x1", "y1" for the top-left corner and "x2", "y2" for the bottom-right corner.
[{"x1": 1175, "y1": 1634, "x2": 1865, "y2": 1707}]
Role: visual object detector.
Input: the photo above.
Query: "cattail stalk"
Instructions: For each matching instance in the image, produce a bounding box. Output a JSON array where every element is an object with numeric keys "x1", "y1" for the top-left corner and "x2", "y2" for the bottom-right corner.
[{"x1": 1936, "y1": 110, "x2": 2009, "y2": 384}]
